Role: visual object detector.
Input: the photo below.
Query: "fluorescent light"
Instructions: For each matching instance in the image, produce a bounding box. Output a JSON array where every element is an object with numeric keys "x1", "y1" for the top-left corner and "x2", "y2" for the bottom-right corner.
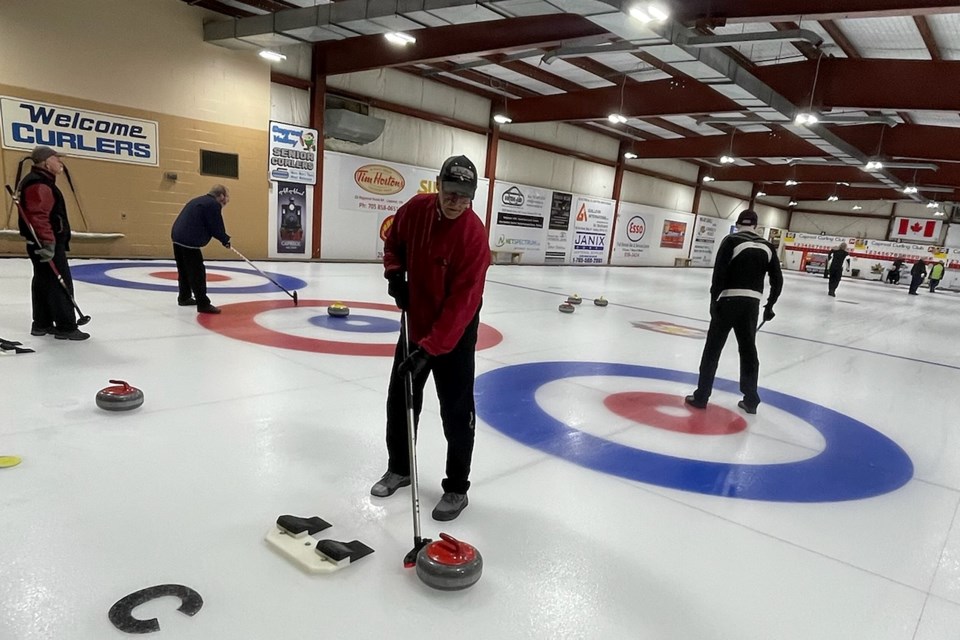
[
  {"x1": 719, "y1": 155, "x2": 736, "y2": 164},
  {"x1": 794, "y1": 112, "x2": 819, "y2": 126},
  {"x1": 785, "y1": 179, "x2": 798, "y2": 186},
  {"x1": 623, "y1": 151, "x2": 638, "y2": 160},
  {"x1": 628, "y1": 6, "x2": 652, "y2": 22},
  {"x1": 258, "y1": 50, "x2": 286, "y2": 62},
  {"x1": 788, "y1": 199, "x2": 798, "y2": 206},
  {"x1": 852, "y1": 205, "x2": 863, "y2": 211},
  {"x1": 836, "y1": 181, "x2": 850, "y2": 186},
  {"x1": 607, "y1": 113, "x2": 628, "y2": 124},
  {"x1": 702, "y1": 175, "x2": 715, "y2": 183},
  {"x1": 756, "y1": 190, "x2": 767, "y2": 197},
  {"x1": 926, "y1": 201, "x2": 938, "y2": 208},
  {"x1": 385, "y1": 32, "x2": 416, "y2": 45},
  {"x1": 493, "y1": 114, "x2": 512, "y2": 124},
  {"x1": 827, "y1": 195, "x2": 839, "y2": 202},
  {"x1": 865, "y1": 160, "x2": 883, "y2": 171},
  {"x1": 648, "y1": 3, "x2": 670, "y2": 20},
  {"x1": 903, "y1": 185, "x2": 918, "y2": 194},
  {"x1": 934, "y1": 211, "x2": 945, "y2": 217}
]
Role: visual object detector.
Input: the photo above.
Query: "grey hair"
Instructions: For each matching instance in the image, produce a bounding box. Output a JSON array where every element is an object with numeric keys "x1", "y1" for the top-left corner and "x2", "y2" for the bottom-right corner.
[{"x1": 208, "y1": 184, "x2": 229, "y2": 198}]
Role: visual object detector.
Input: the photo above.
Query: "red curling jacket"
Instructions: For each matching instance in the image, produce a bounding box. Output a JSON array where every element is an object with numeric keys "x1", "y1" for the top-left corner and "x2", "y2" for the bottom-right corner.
[{"x1": 383, "y1": 193, "x2": 489, "y2": 356}]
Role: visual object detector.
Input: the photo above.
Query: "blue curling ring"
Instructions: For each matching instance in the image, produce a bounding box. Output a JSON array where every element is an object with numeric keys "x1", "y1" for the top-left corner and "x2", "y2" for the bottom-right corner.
[
  {"x1": 308, "y1": 314, "x2": 400, "y2": 333},
  {"x1": 70, "y1": 261, "x2": 307, "y2": 295},
  {"x1": 475, "y1": 362, "x2": 913, "y2": 502}
]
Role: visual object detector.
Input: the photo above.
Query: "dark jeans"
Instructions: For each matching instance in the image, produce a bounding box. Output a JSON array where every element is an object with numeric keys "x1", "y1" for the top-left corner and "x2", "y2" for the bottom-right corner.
[
  {"x1": 27, "y1": 242, "x2": 77, "y2": 332},
  {"x1": 694, "y1": 298, "x2": 761, "y2": 408},
  {"x1": 929, "y1": 278, "x2": 940, "y2": 293},
  {"x1": 173, "y1": 244, "x2": 210, "y2": 306},
  {"x1": 828, "y1": 271, "x2": 842, "y2": 295},
  {"x1": 909, "y1": 275, "x2": 923, "y2": 294},
  {"x1": 385, "y1": 311, "x2": 480, "y2": 495}
]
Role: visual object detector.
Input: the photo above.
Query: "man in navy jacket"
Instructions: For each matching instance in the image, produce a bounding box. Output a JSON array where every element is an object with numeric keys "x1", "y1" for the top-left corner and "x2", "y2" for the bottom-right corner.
[{"x1": 171, "y1": 185, "x2": 231, "y2": 314}]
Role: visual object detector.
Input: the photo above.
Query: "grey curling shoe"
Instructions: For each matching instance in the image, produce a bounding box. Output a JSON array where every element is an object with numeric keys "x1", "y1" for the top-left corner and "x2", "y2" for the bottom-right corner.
[
  {"x1": 432, "y1": 492, "x2": 468, "y2": 521},
  {"x1": 370, "y1": 471, "x2": 411, "y2": 497}
]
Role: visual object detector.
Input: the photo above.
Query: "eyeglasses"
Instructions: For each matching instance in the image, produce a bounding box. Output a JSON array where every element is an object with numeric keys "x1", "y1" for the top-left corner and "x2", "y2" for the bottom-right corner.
[{"x1": 440, "y1": 192, "x2": 472, "y2": 204}]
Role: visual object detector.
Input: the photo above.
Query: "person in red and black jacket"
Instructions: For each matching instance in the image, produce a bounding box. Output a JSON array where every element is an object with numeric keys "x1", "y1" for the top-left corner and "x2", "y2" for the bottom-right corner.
[
  {"x1": 370, "y1": 155, "x2": 490, "y2": 522},
  {"x1": 18, "y1": 146, "x2": 88, "y2": 341}
]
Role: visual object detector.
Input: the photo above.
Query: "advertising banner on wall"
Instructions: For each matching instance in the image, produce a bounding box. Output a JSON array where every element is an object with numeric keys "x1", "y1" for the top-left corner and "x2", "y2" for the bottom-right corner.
[
  {"x1": 267, "y1": 182, "x2": 313, "y2": 259},
  {"x1": 610, "y1": 202, "x2": 696, "y2": 266},
  {"x1": 571, "y1": 195, "x2": 615, "y2": 265},
  {"x1": 490, "y1": 182, "x2": 552, "y2": 263},
  {"x1": 545, "y1": 191, "x2": 573, "y2": 264},
  {"x1": 275, "y1": 182, "x2": 307, "y2": 255},
  {"x1": 690, "y1": 215, "x2": 721, "y2": 266},
  {"x1": 268, "y1": 121, "x2": 318, "y2": 185},
  {"x1": 320, "y1": 152, "x2": 488, "y2": 261},
  {"x1": 0, "y1": 96, "x2": 159, "y2": 166}
]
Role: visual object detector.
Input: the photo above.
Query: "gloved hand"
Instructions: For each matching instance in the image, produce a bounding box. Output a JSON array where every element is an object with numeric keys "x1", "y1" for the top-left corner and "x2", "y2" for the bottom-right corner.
[
  {"x1": 763, "y1": 305, "x2": 775, "y2": 323},
  {"x1": 398, "y1": 348, "x2": 430, "y2": 378},
  {"x1": 223, "y1": 240, "x2": 231, "y2": 249},
  {"x1": 37, "y1": 243, "x2": 55, "y2": 262},
  {"x1": 387, "y1": 272, "x2": 409, "y2": 310}
]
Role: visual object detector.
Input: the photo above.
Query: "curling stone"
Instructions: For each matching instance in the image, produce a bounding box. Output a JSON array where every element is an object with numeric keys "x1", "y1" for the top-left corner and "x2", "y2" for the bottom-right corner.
[
  {"x1": 416, "y1": 533, "x2": 483, "y2": 591},
  {"x1": 327, "y1": 302, "x2": 350, "y2": 318},
  {"x1": 567, "y1": 294, "x2": 582, "y2": 305},
  {"x1": 558, "y1": 303, "x2": 575, "y2": 314},
  {"x1": 594, "y1": 296, "x2": 609, "y2": 307},
  {"x1": 96, "y1": 380, "x2": 144, "y2": 412},
  {"x1": 0, "y1": 456, "x2": 22, "y2": 469}
]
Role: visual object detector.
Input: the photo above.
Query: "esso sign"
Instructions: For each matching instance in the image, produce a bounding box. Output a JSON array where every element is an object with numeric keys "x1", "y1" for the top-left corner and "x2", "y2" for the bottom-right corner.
[{"x1": 626, "y1": 215, "x2": 646, "y2": 242}]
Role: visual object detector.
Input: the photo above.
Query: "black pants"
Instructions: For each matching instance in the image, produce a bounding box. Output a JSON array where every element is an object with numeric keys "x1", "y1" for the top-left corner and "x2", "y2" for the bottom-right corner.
[
  {"x1": 385, "y1": 311, "x2": 480, "y2": 495},
  {"x1": 929, "y1": 278, "x2": 940, "y2": 293},
  {"x1": 173, "y1": 244, "x2": 210, "y2": 306},
  {"x1": 909, "y1": 275, "x2": 923, "y2": 294},
  {"x1": 694, "y1": 298, "x2": 761, "y2": 408},
  {"x1": 27, "y1": 243, "x2": 77, "y2": 332},
  {"x1": 827, "y1": 271, "x2": 842, "y2": 295}
]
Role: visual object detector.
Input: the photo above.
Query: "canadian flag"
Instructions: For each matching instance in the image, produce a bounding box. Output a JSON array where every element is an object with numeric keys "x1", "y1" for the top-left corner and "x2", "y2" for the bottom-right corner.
[{"x1": 894, "y1": 217, "x2": 940, "y2": 240}]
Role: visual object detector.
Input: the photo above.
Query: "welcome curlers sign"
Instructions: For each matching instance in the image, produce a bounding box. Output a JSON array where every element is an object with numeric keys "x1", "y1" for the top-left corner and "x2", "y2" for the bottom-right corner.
[{"x1": 0, "y1": 97, "x2": 159, "y2": 166}]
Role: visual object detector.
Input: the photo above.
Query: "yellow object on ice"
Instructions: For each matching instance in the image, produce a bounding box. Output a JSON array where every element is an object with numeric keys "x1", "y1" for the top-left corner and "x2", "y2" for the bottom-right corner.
[{"x1": 0, "y1": 456, "x2": 22, "y2": 468}]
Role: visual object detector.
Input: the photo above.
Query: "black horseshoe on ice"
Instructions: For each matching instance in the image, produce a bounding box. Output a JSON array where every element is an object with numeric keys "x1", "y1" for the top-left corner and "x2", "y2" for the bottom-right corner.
[{"x1": 108, "y1": 584, "x2": 203, "y2": 634}]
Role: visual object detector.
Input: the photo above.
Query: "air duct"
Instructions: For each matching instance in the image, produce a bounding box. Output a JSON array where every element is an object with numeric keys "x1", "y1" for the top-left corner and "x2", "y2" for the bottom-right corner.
[{"x1": 324, "y1": 109, "x2": 386, "y2": 145}]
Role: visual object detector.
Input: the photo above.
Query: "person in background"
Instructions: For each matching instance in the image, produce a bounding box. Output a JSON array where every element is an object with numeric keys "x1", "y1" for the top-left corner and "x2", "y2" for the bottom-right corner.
[
  {"x1": 369, "y1": 155, "x2": 489, "y2": 522},
  {"x1": 908, "y1": 259, "x2": 927, "y2": 295},
  {"x1": 685, "y1": 210, "x2": 783, "y2": 415},
  {"x1": 928, "y1": 260, "x2": 945, "y2": 293},
  {"x1": 17, "y1": 146, "x2": 89, "y2": 341},
  {"x1": 886, "y1": 258, "x2": 904, "y2": 284},
  {"x1": 171, "y1": 185, "x2": 231, "y2": 314},
  {"x1": 825, "y1": 242, "x2": 851, "y2": 297}
]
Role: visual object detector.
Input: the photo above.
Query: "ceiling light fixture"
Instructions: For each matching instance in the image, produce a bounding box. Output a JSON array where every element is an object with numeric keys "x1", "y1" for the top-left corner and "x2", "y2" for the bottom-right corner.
[
  {"x1": 624, "y1": 151, "x2": 638, "y2": 160},
  {"x1": 756, "y1": 189, "x2": 767, "y2": 197},
  {"x1": 607, "y1": 113, "x2": 628, "y2": 124},
  {"x1": 794, "y1": 112, "x2": 818, "y2": 126},
  {"x1": 258, "y1": 50, "x2": 287, "y2": 62},
  {"x1": 785, "y1": 179, "x2": 798, "y2": 186},
  {"x1": 702, "y1": 175, "x2": 715, "y2": 183},
  {"x1": 852, "y1": 204, "x2": 863, "y2": 211},
  {"x1": 934, "y1": 210, "x2": 945, "y2": 217},
  {"x1": 719, "y1": 155, "x2": 736, "y2": 164},
  {"x1": 926, "y1": 201, "x2": 938, "y2": 208},
  {"x1": 902, "y1": 185, "x2": 918, "y2": 194},
  {"x1": 493, "y1": 114, "x2": 512, "y2": 124},
  {"x1": 827, "y1": 194, "x2": 839, "y2": 202},
  {"x1": 788, "y1": 199, "x2": 798, "y2": 207},
  {"x1": 385, "y1": 32, "x2": 416, "y2": 46},
  {"x1": 628, "y1": 3, "x2": 670, "y2": 23},
  {"x1": 864, "y1": 160, "x2": 884, "y2": 171}
]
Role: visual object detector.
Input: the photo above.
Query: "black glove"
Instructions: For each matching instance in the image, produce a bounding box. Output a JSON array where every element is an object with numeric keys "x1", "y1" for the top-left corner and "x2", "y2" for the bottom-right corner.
[
  {"x1": 387, "y1": 272, "x2": 409, "y2": 311},
  {"x1": 398, "y1": 348, "x2": 430, "y2": 378},
  {"x1": 763, "y1": 305, "x2": 775, "y2": 323},
  {"x1": 223, "y1": 240, "x2": 231, "y2": 249},
  {"x1": 37, "y1": 243, "x2": 55, "y2": 262}
]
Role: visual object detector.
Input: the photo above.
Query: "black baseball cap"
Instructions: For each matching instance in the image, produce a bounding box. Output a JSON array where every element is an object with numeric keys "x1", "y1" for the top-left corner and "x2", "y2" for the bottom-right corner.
[
  {"x1": 736, "y1": 209, "x2": 759, "y2": 226},
  {"x1": 439, "y1": 155, "x2": 478, "y2": 199}
]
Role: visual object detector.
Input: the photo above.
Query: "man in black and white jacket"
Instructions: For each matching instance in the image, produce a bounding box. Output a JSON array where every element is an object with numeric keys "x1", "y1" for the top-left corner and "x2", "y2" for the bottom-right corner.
[{"x1": 686, "y1": 210, "x2": 783, "y2": 415}]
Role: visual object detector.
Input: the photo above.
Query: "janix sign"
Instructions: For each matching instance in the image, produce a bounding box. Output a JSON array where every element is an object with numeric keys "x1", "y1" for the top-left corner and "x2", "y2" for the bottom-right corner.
[
  {"x1": 268, "y1": 121, "x2": 318, "y2": 185},
  {"x1": 0, "y1": 97, "x2": 158, "y2": 166}
]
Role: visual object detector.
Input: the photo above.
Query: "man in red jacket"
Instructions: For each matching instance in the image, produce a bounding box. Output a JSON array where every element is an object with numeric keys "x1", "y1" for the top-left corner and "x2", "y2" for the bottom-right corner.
[
  {"x1": 18, "y1": 146, "x2": 89, "y2": 341},
  {"x1": 370, "y1": 155, "x2": 490, "y2": 521}
]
